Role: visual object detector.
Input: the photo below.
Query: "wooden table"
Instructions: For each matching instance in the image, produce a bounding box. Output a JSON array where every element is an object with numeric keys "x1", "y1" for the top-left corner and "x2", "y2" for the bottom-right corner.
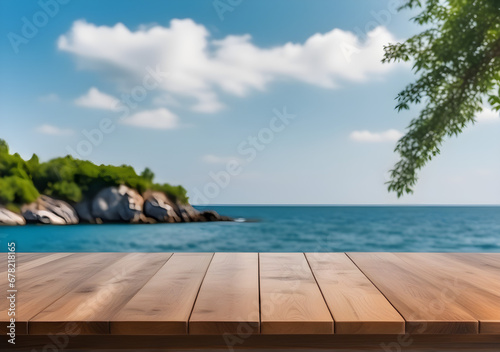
[{"x1": 1, "y1": 252, "x2": 499, "y2": 350}]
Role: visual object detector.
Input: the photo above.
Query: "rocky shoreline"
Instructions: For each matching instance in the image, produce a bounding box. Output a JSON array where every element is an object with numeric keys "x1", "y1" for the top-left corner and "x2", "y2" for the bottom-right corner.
[{"x1": 0, "y1": 185, "x2": 230, "y2": 226}]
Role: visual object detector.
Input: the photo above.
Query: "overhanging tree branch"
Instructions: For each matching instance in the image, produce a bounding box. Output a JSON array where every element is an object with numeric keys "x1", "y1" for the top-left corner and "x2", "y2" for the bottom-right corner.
[{"x1": 385, "y1": 0, "x2": 500, "y2": 197}]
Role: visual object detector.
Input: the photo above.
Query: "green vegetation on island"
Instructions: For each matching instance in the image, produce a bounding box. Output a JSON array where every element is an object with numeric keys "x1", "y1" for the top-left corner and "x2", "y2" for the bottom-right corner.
[{"x1": 0, "y1": 139, "x2": 188, "y2": 211}]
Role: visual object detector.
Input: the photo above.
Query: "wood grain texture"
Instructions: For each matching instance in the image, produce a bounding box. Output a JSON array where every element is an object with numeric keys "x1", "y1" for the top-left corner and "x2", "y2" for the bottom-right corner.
[
  {"x1": 2, "y1": 252, "x2": 498, "y2": 342},
  {"x1": 189, "y1": 253, "x2": 259, "y2": 335},
  {"x1": 18, "y1": 253, "x2": 73, "y2": 272},
  {"x1": 0, "y1": 251, "x2": 14, "y2": 269},
  {"x1": 348, "y1": 253, "x2": 479, "y2": 334},
  {"x1": 29, "y1": 253, "x2": 172, "y2": 335},
  {"x1": 9, "y1": 252, "x2": 51, "y2": 264},
  {"x1": 306, "y1": 253, "x2": 405, "y2": 334},
  {"x1": 0, "y1": 253, "x2": 63, "y2": 276},
  {"x1": 443, "y1": 253, "x2": 500, "y2": 273},
  {"x1": 0, "y1": 253, "x2": 126, "y2": 335},
  {"x1": 395, "y1": 253, "x2": 500, "y2": 334},
  {"x1": 111, "y1": 253, "x2": 213, "y2": 335},
  {"x1": 260, "y1": 253, "x2": 333, "y2": 334},
  {"x1": 17, "y1": 253, "x2": 51, "y2": 260}
]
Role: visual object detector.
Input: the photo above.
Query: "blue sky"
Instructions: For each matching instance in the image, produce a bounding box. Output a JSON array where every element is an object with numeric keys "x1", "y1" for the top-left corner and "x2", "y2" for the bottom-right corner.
[{"x1": 1, "y1": 0, "x2": 499, "y2": 204}]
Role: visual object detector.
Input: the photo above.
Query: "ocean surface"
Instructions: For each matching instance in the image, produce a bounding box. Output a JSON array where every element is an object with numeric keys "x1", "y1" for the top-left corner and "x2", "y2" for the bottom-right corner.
[{"x1": 1, "y1": 206, "x2": 499, "y2": 252}]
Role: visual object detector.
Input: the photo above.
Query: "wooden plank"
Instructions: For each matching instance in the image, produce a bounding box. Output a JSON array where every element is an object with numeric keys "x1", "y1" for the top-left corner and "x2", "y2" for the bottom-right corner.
[
  {"x1": 395, "y1": 253, "x2": 500, "y2": 334},
  {"x1": 0, "y1": 252, "x2": 74, "y2": 317},
  {"x1": 0, "y1": 253, "x2": 49, "y2": 277},
  {"x1": 0, "y1": 251, "x2": 11, "y2": 268},
  {"x1": 111, "y1": 253, "x2": 213, "y2": 335},
  {"x1": 0, "y1": 253, "x2": 51, "y2": 274},
  {"x1": 17, "y1": 253, "x2": 52, "y2": 261},
  {"x1": 19, "y1": 253, "x2": 74, "y2": 272},
  {"x1": 0, "y1": 254, "x2": 73, "y2": 289},
  {"x1": 443, "y1": 253, "x2": 500, "y2": 273},
  {"x1": 29, "y1": 253, "x2": 172, "y2": 335},
  {"x1": 305, "y1": 253, "x2": 405, "y2": 334},
  {"x1": 14, "y1": 253, "x2": 52, "y2": 264},
  {"x1": 347, "y1": 253, "x2": 478, "y2": 334},
  {"x1": 17, "y1": 253, "x2": 50, "y2": 258},
  {"x1": 0, "y1": 253, "x2": 126, "y2": 335},
  {"x1": 0, "y1": 253, "x2": 64, "y2": 298},
  {"x1": 1, "y1": 251, "x2": 498, "y2": 342},
  {"x1": 4, "y1": 334, "x2": 500, "y2": 351},
  {"x1": 259, "y1": 253, "x2": 333, "y2": 334},
  {"x1": 189, "y1": 253, "x2": 259, "y2": 335}
]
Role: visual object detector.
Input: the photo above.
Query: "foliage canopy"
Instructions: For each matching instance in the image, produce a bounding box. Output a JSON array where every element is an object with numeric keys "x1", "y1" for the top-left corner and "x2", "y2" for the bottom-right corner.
[
  {"x1": 384, "y1": 0, "x2": 500, "y2": 196},
  {"x1": 0, "y1": 139, "x2": 188, "y2": 207}
]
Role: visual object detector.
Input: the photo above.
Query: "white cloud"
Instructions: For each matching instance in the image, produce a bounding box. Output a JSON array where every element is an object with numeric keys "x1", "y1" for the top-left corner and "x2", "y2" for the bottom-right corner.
[
  {"x1": 476, "y1": 108, "x2": 499, "y2": 123},
  {"x1": 350, "y1": 129, "x2": 403, "y2": 143},
  {"x1": 122, "y1": 108, "x2": 179, "y2": 129},
  {"x1": 74, "y1": 87, "x2": 119, "y2": 111},
  {"x1": 38, "y1": 93, "x2": 60, "y2": 103},
  {"x1": 36, "y1": 124, "x2": 74, "y2": 136},
  {"x1": 152, "y1": 94, "x2": 180, "y2": 107},
  {"x1": 59, "y1": 19, "x2": 401, "y2": 113},
  {"x1": 202, "y1": 154, "x2": 244, "y2": 165}
]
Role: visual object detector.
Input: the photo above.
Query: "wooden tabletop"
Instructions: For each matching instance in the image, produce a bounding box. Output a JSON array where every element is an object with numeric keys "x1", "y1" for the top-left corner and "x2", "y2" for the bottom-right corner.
[{"x1": 1, "y1": 252, "x2": 499, "y2": 338}]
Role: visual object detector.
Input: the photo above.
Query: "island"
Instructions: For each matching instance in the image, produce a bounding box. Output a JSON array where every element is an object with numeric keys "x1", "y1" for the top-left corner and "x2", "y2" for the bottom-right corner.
[{"x1": 0, "y1": 139, "x2": 230, "y2": 225}]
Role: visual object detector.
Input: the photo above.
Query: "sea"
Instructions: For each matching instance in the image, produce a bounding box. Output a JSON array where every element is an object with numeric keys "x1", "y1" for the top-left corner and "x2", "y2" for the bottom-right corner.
[{"x1": 1, "y1": 206, "x2": 499, "y2": 252}]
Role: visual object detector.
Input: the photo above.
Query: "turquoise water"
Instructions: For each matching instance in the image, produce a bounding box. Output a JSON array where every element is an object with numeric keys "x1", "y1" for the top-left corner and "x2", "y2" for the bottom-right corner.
[{"x1": 1, "y1": 206, "x2": 499, "y2": 252}]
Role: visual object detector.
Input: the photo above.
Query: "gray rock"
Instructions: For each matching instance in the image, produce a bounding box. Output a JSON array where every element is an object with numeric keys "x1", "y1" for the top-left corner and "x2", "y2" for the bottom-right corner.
[
  {"x1": 177, "y1": 202, "x2": 201, "y2": 222},
  {"x1": 74, "y1": 200, "x2": 94, "y2": 223},
  {"x1": 199, "y1": 210, "x2": 232, "y2": 222},
  {"x1": 91, "y1": 185, "x2": 144, "y2": 223},
  {"x1": 21, "y1": 196, "x2": 78, "y2": 225},
  {"x1": 23, "y1": 209, "x2": 66, "y2": 225},
  {"x1": 199, "y1": 210, "x2": 222, "y2": 222},
  {"x1": 143, "y1": 191, "x2": 181, "y2": 223},
  {"x1": 138, "y1": 213, "x2": 157, "y2": 224},
  {"x1": 0, "y1": 207, "x2": 26, "y2": 226}
]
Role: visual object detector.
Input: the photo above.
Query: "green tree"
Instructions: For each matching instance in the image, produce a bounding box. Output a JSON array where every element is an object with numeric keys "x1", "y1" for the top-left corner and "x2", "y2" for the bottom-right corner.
[
  {"x1": 0, "y1": 138, "x2": 189, "y2": 206},
  {"x1": 384, "y1": 0, "x2": 500, "y2": 196},
  {"x1": 141, "y1": 167, "x2": 155, "y2": 182},
  {"x1": 46, "y1": 181, "x2": 82, "y2": 203},
  {"x1": 0, "y1": 139, "x2": 8, "y2": 153},
  {"x1": 26, "y1": 154, "x2": 40, "y2": 175},
  {"x1": 0, "y1": 176, "x2": 39, "y2": 205},
  {"x1": 152, "y1": 183, "x2": 189, "y2": 204}
]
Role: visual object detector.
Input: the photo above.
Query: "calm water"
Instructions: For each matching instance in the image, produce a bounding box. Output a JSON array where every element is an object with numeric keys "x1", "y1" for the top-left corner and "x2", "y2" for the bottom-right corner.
[{"x1": 1, "y1": 206, "x2": 499, "y2": 252}]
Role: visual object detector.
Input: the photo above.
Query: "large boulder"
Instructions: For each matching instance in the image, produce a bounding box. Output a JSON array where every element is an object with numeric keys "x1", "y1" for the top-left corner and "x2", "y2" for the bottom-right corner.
[
  {"x1": 73, "y1": 200, "x2": 94, "y2": 223},
  {"x1": 21, "y1": 196, "x2": 78, "y2": 225},
  {"x1": 143, "y1": 191, "x2": 181, "y2": 223},
  {"x1": 198, "y1": 209, "x2": 231, "y2": 222},
  {"x1": 0, "y1": 207, "x2": 26, "y2": 226},
  {"x1": 173, "y1": 203, "x2": 232, "y2": 222},
  {"x1": 91, "y1": 185, "x2": 144, "y2": 223},
  {"x1": 177, "y1": 202, "x2": 201, "y2": 222}
]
